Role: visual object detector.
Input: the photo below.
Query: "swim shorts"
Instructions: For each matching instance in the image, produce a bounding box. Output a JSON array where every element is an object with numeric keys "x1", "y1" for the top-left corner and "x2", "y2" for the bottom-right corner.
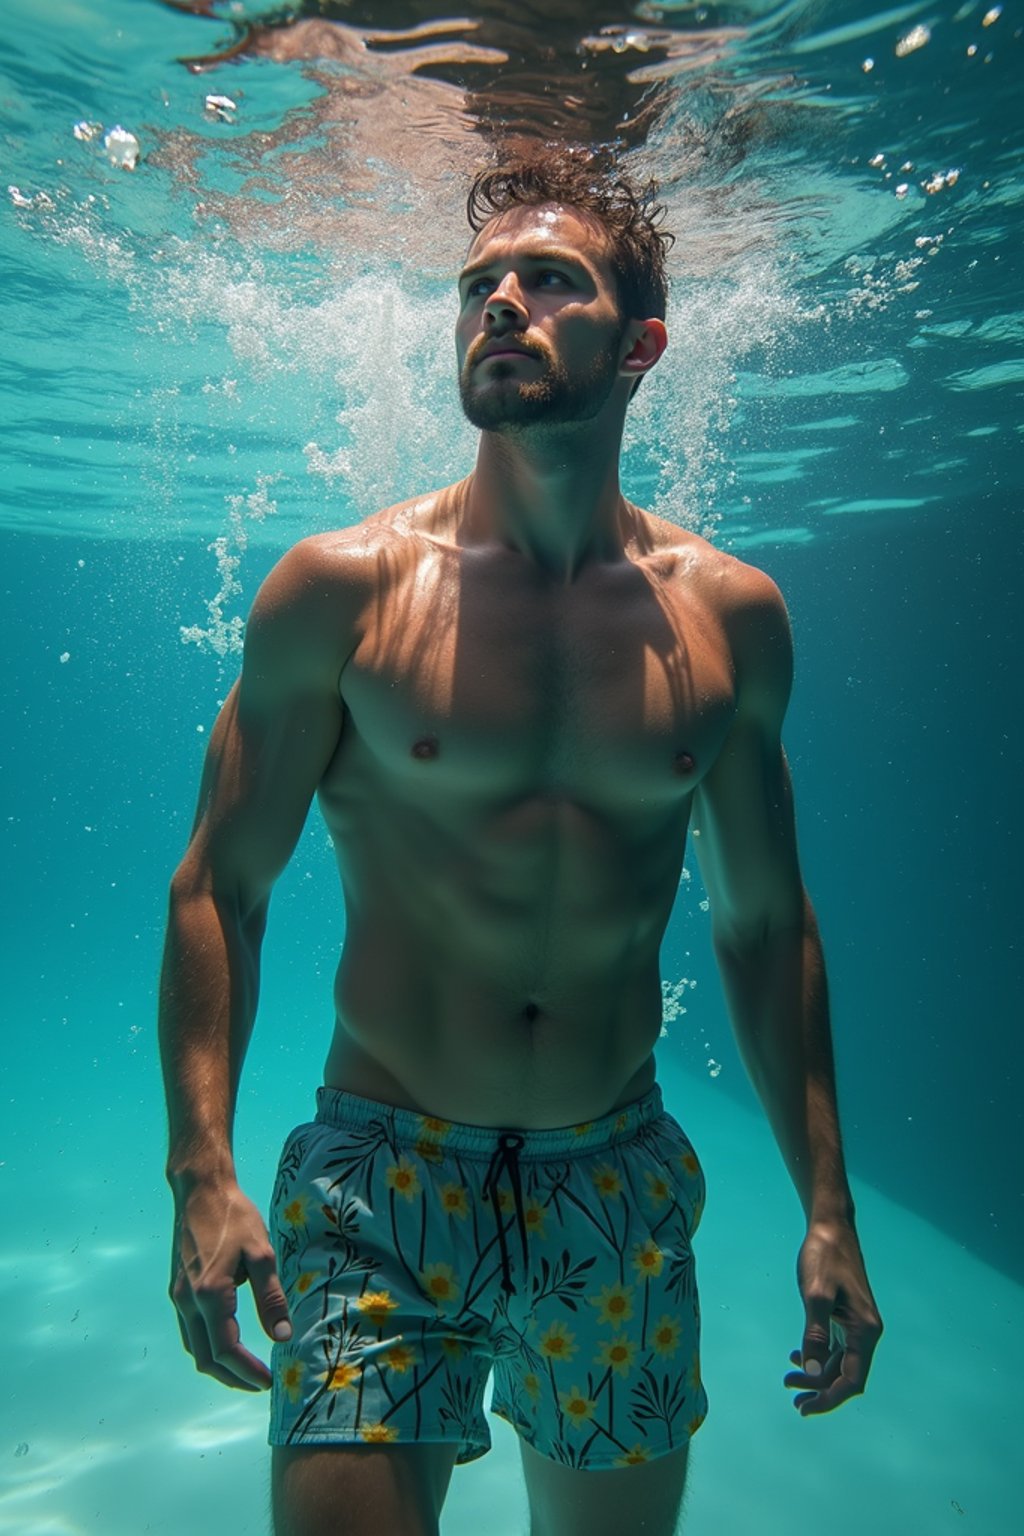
[{"x1": 268, "y1": 1085, "x2": 707, "y2": 1469}]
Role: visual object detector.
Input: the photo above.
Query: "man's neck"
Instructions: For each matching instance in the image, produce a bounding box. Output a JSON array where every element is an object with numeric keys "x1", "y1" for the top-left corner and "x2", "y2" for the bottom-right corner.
[{"x1": 461, "y1": 424, "x2": 631, "y2": 582}]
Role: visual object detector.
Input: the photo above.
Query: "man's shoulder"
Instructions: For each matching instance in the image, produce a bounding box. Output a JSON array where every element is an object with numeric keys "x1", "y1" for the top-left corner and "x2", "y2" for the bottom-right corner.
[
  {"x1": 264, "y1": 491, "x2": 450, "y2": 607},
  {"x1": 638, "y1": 512, "x2": 787, "y2": 620}
]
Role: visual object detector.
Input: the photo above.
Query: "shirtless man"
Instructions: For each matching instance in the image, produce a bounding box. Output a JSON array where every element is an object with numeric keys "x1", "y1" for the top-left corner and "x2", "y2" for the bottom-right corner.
[{"x1": 160, "y1": 155, "x2": 882, "y2": 1536}]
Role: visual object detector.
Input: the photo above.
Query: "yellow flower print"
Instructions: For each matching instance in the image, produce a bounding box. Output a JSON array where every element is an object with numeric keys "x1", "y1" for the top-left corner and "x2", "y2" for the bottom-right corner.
[
  {"x1": 324, "y1": 1359, "x2": 361, "y2": 1392},
  {"x1": 651, "y1": 1316, "x2": 682, "y2": 1357},
  {"x1": 615, "y1": 1444, "x2": 652, "y2": 1466},
  {"x1": 439, "y1": 1183, "x2": 469, "y2": 1220},
  {"x1": 383, "y1": 1343, "x2": 419, "y2": 1374},
  {"x1": 414, "y1": 1138, "x2": 444, "y2": 1164},
  {"x1": 522, "y1": 1372, "x2": 542, "y2": 1402},
  {"x1": 559, "y1": 1386, "x2": 597, "y2": 1428},
  {"x1": 614, "y1": 1112, "x2": 629, "y2": 1133},
  {"x1": 643, "y1": 1169, "x2": 672, "y2": 1207},
  {"x1": 279, "y1": 1357, "x2": 305, "y2": 1404},
  {"x1": 591, "y1": 1163, "x2": 623, "y2": 1199},
  {"x1": 418, "y1": 1116, "x2": 452, "y2": 1140},
  {"x1": 385, "y1": 1157, "x2": 421, "y2": 1202},
  {"x1": 421, "y1": 1262, "x2": 460, "y2": 1308},
  {"x1": 687, "y1": 1410, "x2": 706, "y2": 1436},
  {"x1": 523, "y1": 1200, "x2": 547, "y2": 1239},
  {"x1": 282, "y1": 1196, "x2": 308, "y2": 1226},
  {"x1": 496, "y1": 1186, "x2": 514, "y2": 1215},
  {"x1": 571, "y1": 1122, "x2": 594, "y2": 1138},
  {"x1": 355, "y1": 1289, "x2": 399, "y2": 1326},
  {"x1": 537, "y1": 1320, "x2": 578, "y2": 1362},
  {"x1": 631, "y1": 1240, "x2": 664, "y2": 1280},
  {"x1": 589, "y1": 1282, "x2": 635, "y2": 1327},
  {"x1": 294, "y1": 1270, "x2": 321, "y2": 1296},
  {"x1": 595, "y1": 1335, "x2": 636, "y2": 1377},
  {"x1": 441, "y1": 1335, "x2": 464, "y2": 1361},
  {"x1": 361, "y1": 1423, "x2": 400, "y2": 1443},
  {"x1": 689, "y1": 1353, "x2": 703, "y2": 1393},
  {"x1": 679, "y1": 1150, "x2": 700, "y2": 1178}
]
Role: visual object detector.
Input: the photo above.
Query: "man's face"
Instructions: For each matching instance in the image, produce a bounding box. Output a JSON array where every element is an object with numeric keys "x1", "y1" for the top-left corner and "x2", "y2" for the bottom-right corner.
[{"x1": 455, "y1": 204, "x2": 630, "y2": 432}]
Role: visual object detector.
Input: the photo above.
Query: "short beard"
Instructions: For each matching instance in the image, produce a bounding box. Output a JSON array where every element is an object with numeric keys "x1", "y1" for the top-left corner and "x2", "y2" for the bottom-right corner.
[{"x1": 459, "y1": 335, "x2": 623, "y2": 432}]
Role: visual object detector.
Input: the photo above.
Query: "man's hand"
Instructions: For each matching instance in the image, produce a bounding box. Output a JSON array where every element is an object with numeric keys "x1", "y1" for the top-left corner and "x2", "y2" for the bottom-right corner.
[
  {"x1": 785, "y1": 1218, "x2": 882, "y2": 1415},
  {"x1": 170, "y1": 1180, "x2": 292, "y2": 1391}
]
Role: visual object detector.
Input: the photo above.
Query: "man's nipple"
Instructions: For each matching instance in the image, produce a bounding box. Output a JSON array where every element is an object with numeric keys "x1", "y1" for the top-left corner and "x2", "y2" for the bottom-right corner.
[
  {"x1": 411, "y1": 735, "x2": 439, "y2": 761},
  {"x1": 673, "y1": 750, "x2": 696, "y2": 776}
]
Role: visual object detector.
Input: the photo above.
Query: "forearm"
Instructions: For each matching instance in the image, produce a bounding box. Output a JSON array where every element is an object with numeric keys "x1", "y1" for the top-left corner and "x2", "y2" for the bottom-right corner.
[
  {"x1": 715, "y1": 895, "x2": 853, "y2": 1225},
  {"x1": 158, "y1": 877, "x2": 265, "y2": 1193}
]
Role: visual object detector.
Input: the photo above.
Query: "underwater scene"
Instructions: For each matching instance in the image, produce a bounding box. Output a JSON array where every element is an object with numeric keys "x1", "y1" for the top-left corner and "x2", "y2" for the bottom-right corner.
[{"x1": 1, "y1": 0, "x2": 1021, "y2": 1531}]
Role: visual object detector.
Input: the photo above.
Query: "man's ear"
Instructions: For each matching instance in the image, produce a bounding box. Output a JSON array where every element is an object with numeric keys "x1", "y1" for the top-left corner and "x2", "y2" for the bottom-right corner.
[{"x1": 620, "y1": 318, "x2": 668, "y2": 383}]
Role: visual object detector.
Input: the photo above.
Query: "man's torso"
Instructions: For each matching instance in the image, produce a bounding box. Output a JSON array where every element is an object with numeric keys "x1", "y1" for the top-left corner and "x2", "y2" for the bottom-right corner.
[{"x1": 302, "y1": 487, "x2": 744, "y2": 1126}]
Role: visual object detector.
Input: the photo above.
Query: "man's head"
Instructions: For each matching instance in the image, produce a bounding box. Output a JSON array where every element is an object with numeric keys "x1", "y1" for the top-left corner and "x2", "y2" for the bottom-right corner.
[
  {"x1": 467, "y1": 153, "x2": 674, "y2": 324},
  {"x1": 456, "y1": 151, "x2": 672, "y2": 433}
]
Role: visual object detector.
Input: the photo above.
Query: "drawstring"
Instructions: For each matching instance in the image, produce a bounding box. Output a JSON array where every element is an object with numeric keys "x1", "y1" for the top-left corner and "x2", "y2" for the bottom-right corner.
[{"x1": 482, "y1": 1133, "x2": 528, "y2": 1296}]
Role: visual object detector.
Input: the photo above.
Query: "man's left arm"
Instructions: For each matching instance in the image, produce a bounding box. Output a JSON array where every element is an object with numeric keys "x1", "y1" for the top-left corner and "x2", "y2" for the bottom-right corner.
[{"x1": 690, "y1": 566, "x2": 883, "y2": 1416}]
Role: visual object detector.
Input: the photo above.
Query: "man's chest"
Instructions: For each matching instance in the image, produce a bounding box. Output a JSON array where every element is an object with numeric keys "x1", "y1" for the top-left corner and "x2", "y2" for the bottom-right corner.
[{"x1": 336, "y1": 551, "x2": 737, "y2": 804}]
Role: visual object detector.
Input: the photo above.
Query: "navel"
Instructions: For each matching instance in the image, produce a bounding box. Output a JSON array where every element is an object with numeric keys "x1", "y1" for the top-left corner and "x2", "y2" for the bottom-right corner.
[
  {"x1": 411, "y1": 735, "x2": 439, "y2": 761},
  {"x1": 522, "y1": 1001, "x2": 541, "y2": 1023},
  {"x1": 673, "y1": 750, "x2": 696, "y2": 776}
]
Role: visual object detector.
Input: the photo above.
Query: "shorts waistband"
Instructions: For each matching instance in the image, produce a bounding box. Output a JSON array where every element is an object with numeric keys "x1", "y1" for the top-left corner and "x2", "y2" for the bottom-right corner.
[{"x1": 313, "y1": 1084, "x2": 665, "y2": 1160}]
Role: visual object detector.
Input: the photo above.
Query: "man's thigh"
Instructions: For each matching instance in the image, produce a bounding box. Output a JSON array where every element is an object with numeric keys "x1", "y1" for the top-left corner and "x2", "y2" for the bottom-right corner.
[
  {"x1": 272, "y1": 1443, "x2": 460, "y2": 1536},
  {"x1": 519, "y1": 1437, "x2": 691, "y2": 1536}
]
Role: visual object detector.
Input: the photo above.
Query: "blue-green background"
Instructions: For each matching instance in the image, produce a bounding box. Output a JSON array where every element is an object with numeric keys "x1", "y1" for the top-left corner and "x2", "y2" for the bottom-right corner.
[{"x1": 2, "y1": 1, "x2": 1021, "y2": 1531}]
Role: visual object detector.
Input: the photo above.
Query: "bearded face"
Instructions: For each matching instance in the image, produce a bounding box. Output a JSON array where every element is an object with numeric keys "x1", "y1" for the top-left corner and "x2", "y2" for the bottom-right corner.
[{"x1": 458, "y1": 327, "x2": 625, "y2": 432}]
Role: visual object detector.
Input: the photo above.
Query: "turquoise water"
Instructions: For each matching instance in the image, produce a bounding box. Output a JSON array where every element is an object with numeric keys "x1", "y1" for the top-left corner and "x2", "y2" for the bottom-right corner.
[{"x1": 2, "y1": 0, "x2": 1021, "y2": 1531}]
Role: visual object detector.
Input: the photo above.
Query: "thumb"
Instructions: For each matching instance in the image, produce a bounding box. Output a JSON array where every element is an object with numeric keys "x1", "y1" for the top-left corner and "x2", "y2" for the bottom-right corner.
[
  {"x1": 248, "y1": 1249, "x2": 293, "y2": 1343},
  {"x1": 801, "y1": 1292, "x2": 833, "y2": 1377}
]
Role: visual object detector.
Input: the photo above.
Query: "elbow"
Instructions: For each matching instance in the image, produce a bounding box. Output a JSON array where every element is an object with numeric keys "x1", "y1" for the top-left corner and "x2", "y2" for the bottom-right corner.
[
  {"x1": 167, "y1": 859, "x2": 268, "y2": 938},
  {"x1": 711, "y1": 891, "x2": 814, "y2": 967}
]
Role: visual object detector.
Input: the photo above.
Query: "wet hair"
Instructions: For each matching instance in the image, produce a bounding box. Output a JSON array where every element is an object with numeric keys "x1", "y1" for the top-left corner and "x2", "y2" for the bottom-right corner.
[{"x1": 466, "y1": 150, "x2": 674, "y2": 322}]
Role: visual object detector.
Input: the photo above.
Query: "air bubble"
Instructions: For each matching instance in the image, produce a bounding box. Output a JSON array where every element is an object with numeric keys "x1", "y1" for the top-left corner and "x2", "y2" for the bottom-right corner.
[
  {"x1": 895, "y1": 25, "x2": 931, "y2": 57},
  {"x1": 204, "y1": 95, "x2": 238, "y2": 123},
  {"x1": 104, "y1": 126, "x2": 140, "y2": 171}
]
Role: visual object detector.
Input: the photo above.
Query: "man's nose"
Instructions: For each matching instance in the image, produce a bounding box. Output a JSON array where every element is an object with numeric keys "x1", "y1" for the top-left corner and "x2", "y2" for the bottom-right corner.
[{"x1": 483, "y1": 275, "x2": 527, "y2": 330}]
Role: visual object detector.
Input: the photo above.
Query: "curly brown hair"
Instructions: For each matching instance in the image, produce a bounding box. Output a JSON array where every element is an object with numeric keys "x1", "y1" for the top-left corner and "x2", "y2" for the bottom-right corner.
[{"x1": 466, "y1": 149, "x2": 674, "y2": 323}]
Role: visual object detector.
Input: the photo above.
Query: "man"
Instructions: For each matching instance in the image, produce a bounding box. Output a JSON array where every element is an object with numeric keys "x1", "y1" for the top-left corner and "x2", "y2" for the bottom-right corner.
[{"x1": 161, "y1": 155, "x2": 882, "y2": 1536}]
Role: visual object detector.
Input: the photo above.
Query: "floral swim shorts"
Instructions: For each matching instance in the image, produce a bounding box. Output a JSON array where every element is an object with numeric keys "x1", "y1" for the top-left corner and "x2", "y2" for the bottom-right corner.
[{"x1": 268, "y1": 1084, "x2": 707, "y2": 1469}]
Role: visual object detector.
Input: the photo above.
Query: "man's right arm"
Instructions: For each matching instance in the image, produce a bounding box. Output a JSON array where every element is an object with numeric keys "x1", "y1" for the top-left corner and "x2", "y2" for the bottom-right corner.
[{"x1": 159, "y1": 535, "x2": 357, "y2": 1391}]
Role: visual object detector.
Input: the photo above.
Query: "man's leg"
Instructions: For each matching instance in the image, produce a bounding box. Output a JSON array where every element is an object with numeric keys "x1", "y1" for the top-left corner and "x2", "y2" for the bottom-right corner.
[
  {"x1": 519, "y1": 1438, "x2": 691, "y2": 1536},
  {"x1": 272, "y1": 1443, "x2": 460, "y2": 1536}
]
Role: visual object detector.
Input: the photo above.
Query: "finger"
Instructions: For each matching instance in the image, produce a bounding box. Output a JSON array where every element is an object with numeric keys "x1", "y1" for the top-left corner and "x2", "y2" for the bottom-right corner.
[
  {"x1": 192, "y1": 1278, "x2": 273, "y2": 1391},
  {"x1": 800, "y1": 1291, "x2": 834, "y2": 1376},
  {"x1": 790, "y1": 1339, "x2": 870, "y2": 1416},
  {"x1": 246, "y1": 1247, "x2": 293, "y2": 1343},
  {"x1": 175, "y1": 1288, "x2": 268, "y2": 1391},
  {"x1": 793, "y1": 1369, "x2": 863, "y2": 1416},
  {"x1": 784, "y1": 1345, "x2": 842, "y2": 1392},
  {"x1": 207, "y1": 1309, "x2": 274, "y2": 1391}
]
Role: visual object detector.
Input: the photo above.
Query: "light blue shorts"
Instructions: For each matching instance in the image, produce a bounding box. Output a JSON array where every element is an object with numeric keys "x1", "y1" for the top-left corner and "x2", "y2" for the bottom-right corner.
[{"x1": 269, "y1": 1085, "x2": 707, "y2": 1468}]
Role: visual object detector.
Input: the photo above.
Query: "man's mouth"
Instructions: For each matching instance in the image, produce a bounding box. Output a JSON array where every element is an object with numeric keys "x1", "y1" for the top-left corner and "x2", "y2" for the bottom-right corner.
[{"x1": 476, "y1": 344, "x2": 541, "y2": 365}]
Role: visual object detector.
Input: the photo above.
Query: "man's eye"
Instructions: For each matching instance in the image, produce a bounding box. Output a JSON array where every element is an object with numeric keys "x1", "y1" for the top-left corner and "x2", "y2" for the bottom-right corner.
[
  {"x1": 466, "y1": 279, "x2": 492, "y2": 299},
  {"x1": 537, "y1": 271, "x2": 569, "y2": 287}
]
